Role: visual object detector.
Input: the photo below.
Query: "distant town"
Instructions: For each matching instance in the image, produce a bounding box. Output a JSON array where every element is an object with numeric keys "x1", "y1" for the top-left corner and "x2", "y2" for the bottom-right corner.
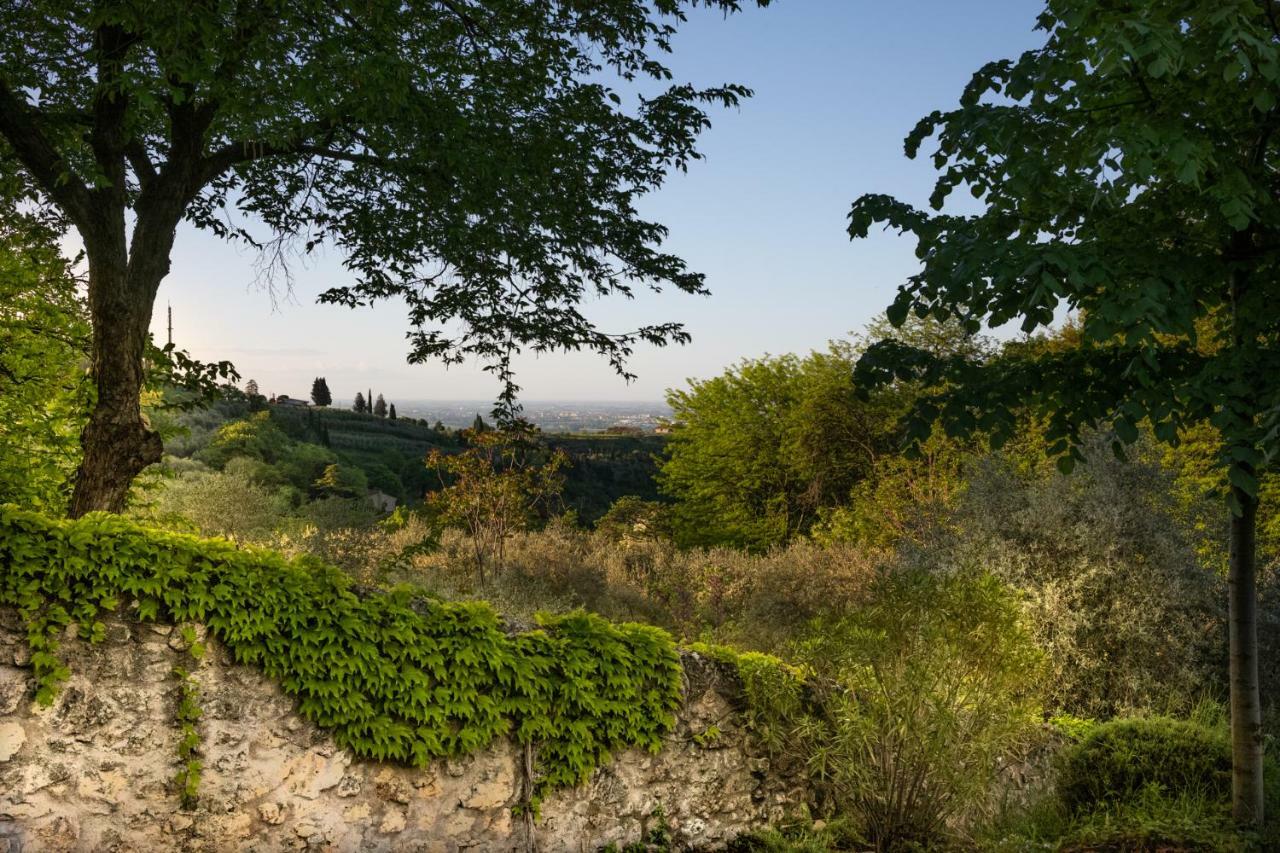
[{"x1": 394, "y1": 400, "x2": 671, "y2": 434}]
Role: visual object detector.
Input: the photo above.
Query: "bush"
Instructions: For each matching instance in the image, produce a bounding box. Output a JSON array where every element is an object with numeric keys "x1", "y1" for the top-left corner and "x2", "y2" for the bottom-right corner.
[
  {"x1": 396, "y1": 524, "x2": 878, "y2": 650},
  {"x1": 945, "y1": 437, "x2": 1225, "y2": 717},
  {"x1": 1056, "y1": 716, "x2": 1231, "y2": 813},
  {"x1": 131, "y1": 457, "x2": 296, "y2": 544},
  {"x1": 790, "y1": 569, "x2": 1044, "y2": 848},
  {"x1": 983, "y1": 709, "x2": 1277, "y2": 852}
]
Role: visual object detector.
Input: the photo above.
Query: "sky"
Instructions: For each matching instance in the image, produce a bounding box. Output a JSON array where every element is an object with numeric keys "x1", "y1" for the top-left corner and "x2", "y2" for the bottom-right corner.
[{"x1": 150, "y1": 0, "x2": 1047, "y2": 405}]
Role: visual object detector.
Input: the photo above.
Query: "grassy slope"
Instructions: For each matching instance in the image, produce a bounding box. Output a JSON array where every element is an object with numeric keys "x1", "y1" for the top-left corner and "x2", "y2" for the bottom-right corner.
[{"x1": 268, "y1": 405, "x2": 667, "y2": 518}]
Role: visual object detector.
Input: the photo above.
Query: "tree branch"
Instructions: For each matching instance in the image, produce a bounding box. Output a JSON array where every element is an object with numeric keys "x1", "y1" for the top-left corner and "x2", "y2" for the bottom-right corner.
[
  {"x1": 197, "y1": 117, "x2": 356, "y2": 182},
  {"x1": 125, "y1": 139, "x2": 157, "y2": 187},
  {"x1": 0, "y1": 78, "x2": 93, "y2": 224},
  {"x1": 89, "y1": 22, "x2": 137, "y2": 203}
]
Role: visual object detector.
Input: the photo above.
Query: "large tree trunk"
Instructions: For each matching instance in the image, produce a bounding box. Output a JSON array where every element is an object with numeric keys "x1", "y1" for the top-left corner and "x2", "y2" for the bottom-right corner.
[
  {"x1": 1229, "y1": 483, "x2": 1264, "y2": 825},
  {"x1": 68, "y1": 248, "x2": 164, "y2": 517}
]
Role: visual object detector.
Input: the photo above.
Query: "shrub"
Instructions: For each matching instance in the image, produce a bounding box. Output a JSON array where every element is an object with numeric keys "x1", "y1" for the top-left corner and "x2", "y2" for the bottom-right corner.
[
  {"x1": 195, "y1": 411, "x2": 290, "y2": 468},
  {"x1": 1056, "y1": 717, "x2": 1231, "y2": 813},
  {"x1": 131, "y1": 458, "x2": 296, "y2": 544},
  {"x1": 791, "y1": 569, "x2": 1044, "y2": 848},
  {"x1": 982, "y1": 709, "x2": 1277, "y2": 852},
  {"x1": 396, "y1": 525, "x2": 878, "y2": 650},
  {"x1": 945, "y1": 437, "x2": 1225, "y2": 717}
]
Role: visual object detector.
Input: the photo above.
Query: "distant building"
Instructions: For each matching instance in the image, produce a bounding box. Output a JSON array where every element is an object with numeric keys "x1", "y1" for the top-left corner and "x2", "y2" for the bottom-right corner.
[
  {"x1": 367, "y1": 490, "x2": 398, "y2": 514},
  {"x1": 274, "y1": 395, "x2": 310, "y2": 408},
  {"x1": 654, "y1": 423, "x2": 674, "y2": 435}
]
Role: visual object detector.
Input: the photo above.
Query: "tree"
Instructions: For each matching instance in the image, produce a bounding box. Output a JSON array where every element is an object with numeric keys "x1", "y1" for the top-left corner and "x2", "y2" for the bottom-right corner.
[
  {"x1": 244, "y1": 379, "x2": 267, "y2": 412},
  {"x1": 373, "y1": 393, "x2": 387, "y2": 418},
  {"x1": 388, "y1": 403, "x2": 397, "y2": 421},
  {"x1": 196, "y1": 412, "x2": 289, "y2": 469},
  {"x1": 353, "y1": 393, "x2": 366, "y2": 414},
  {"x1": 0, "y1": 213, "x2": 91, "y2": 512},
  {"x1": 471, "y1": 414, "x2": 489, "y2": 433},
  {"x1": 848, "y1": 0, "x2": 1280, "y2": 823},
  {"x1": 310, "y1": 377, "x2": 332, "y2": 407},
  {"x1": 0, "y1": 0, "x2": 767, "y2": 516},
  {"x1": 426, "y1": 429, "x2": 568, "y2": 584},
  {"x1": 312, "y1": 463, "x2": 368, "y2": 500},
  {"x1": 658, "y1": 342, "x2": 898, "y2": 549}
]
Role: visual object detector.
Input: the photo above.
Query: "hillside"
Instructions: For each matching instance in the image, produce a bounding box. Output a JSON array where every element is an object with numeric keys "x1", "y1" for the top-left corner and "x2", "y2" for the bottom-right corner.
[{"x1": 164, "y1": 402, "x2": 666, "y2": 522}]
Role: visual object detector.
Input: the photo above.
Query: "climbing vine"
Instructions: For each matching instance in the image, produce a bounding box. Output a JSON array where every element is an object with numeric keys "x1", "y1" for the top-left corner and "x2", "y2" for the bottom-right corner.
[
  {"x1": 0, "y1": 505, "x2": 682, "y2": 802},
  {"x1": 687, "y1": 642, "x2": 811, "y2": 753},
  {"x1": 172, "y1": 665, "x2": 203, "y2": 809}
]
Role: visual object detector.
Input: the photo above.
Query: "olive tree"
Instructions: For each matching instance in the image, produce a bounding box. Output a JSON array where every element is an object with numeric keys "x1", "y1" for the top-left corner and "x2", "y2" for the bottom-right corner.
[
  {"x1": 850, "y1": 0, "x2": 1280, "y2": 823},
  {"x1": 0, "y1": 0, "x2": 767, "y2": 516}
]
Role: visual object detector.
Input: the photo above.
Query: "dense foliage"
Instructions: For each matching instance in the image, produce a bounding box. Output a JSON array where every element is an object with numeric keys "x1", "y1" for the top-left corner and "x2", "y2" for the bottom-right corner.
[
  {"x1": 946, "y1": 437, "x2": 1226, "y2": 717},
  {"x1": 659, "y1": 320, "x2": 985, "y2": 551},
  {"x1": 0, "y1": 0, "x2": 772, "y2": 513},
  {"x1": 1057, "y1": 717, "x2": 1232, "y2": 813},
  {"x1": 849, "y1": 0, "x2": 1280, "y2": 822},
  {"x1": 660, "y1": 343, "x2": 884, "y2": 549},
  {"x1": 0, "y1": 504, "x2": 682, "y2": 806},
  {"x1": 0, "y1": 215, "x2": 90, "y2": 512},
  {"x1": 792, "y1": 571, "x2": 1043, "y2": 848}
]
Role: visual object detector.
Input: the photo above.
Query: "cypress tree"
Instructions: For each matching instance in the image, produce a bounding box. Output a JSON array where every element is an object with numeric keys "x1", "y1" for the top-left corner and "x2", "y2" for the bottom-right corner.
[{"x1": 311, "y1": 377, "x2": 332, "y2": 407}]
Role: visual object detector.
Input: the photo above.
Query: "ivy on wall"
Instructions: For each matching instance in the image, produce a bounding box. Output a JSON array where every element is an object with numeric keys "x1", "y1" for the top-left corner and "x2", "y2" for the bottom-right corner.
[
  {"x1": 686, "y1": 642, "x2": 811, "y2": 753},
  {"x1": 0, "y1": 505, "x2": 682, "y2": 804}
]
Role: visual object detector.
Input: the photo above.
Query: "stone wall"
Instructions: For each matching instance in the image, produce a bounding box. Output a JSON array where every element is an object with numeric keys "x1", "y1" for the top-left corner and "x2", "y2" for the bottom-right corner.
[{"x1": 0, "y1": 609, "x2": 806, "y2": 852}]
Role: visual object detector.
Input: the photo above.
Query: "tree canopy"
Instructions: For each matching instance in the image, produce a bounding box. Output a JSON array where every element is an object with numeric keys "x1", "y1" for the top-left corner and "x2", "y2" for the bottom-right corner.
[
  {"x1": 0, "y1": 0, "x2": 769, "y2": 513},
  {"x1": 659, "y1": 342, "x2": 894, "y2": 549},
  {"x1": 310, "y1": 377, "x2": 332, "y2": 407},
  {"x1": 848, "y1": 0, "x2": 1280, "y2": 824}
]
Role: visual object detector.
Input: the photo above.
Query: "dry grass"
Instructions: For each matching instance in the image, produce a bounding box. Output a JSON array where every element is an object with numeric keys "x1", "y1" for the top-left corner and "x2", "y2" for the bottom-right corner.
[{"x1": 364, "y1": 519, "x2": 882, "y2": 650}]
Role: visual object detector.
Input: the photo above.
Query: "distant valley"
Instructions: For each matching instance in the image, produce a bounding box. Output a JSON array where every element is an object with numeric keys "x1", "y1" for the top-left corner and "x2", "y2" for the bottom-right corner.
[{"x1": 394, "y1": 400, "x2": 671, "y2": 433}]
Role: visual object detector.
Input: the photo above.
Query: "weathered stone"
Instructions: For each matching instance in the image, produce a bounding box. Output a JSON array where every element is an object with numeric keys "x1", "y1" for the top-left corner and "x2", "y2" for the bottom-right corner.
[
  {"x1": 0, "y1": 722, "x2": 25, "y2": 762},
  {"x1": 0, "y1": 667, "x2": 26, "y2": 715},
  {"x1": 0, "y1": 608, "x2": 807, "y2": 851},
  {"x1": 379, "y1": 808, "x2": 406, "y2": 834},
  {"x1": 259, "y1": 801, "x2": 287, "y2": 825}
]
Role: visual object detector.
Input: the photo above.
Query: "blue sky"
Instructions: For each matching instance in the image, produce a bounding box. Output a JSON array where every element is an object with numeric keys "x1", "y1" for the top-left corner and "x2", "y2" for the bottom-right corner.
[{"x1": 152, "y1": 0, "x2": 1045, "y2": 404}]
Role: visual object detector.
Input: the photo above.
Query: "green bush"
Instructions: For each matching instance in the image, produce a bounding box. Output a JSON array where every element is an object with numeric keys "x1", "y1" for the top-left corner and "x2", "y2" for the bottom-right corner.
[
  {"x1": 982, "y1": 785, "x2": 1251, "y2": 853},
  {"x1": 1057, "y1": 716, "x2": 1231, "y2": 813},
  {"x1": 985, "y1": 705, "x2": 1279, "y2": 852},
  {"x1": 791, "y1": 570, "x2": 1044, "y2": 848},
  {"x1": 948, "y1": 439, "x2": 1225, "y2": 717},
  {"x1": 0, "y1": 504, "x2": 682, "y2": 807}
]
